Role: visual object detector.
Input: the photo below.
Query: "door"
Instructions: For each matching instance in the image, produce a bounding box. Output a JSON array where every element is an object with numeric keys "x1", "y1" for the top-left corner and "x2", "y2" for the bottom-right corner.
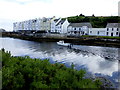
[{"x1": 111, "y1": 32, "x2": 113, "y2": 36}]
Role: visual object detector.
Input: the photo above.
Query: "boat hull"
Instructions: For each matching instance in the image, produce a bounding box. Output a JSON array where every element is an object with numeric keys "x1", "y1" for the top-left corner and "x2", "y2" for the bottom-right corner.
[{"x1": 57, "y1": 42, "x2": 70, "y2": 46}]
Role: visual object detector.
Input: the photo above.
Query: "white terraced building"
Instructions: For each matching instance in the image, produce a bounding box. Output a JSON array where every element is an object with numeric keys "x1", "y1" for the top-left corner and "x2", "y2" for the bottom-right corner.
[
  {"x1": 67, "y1": 22, "x2": 92, "y2": 36},
  {"x1": 106, "y1": 23, "x2": 120, "y2": 37},
  {"x1": 50, "y1": 18, "x2": 61, "y2": 33},
  {"x1": 89, "y1": 23, "x2": 120, "y2": 37},
  {"x1": 55, "y1": 19, "x2": 70, "y2": 34},
  {"x1": 67, "y1": 23, "x2": 120, "y2": 37},
  {"x1": 13, "y1": 17, "x2": 120, "y2": 37},
  {"x1": 13, "y1": 16, "x2": 70, "y2": 34},
  {"x1": 89, "y1": 28, "x2": 107, "y2": 36},
  {"x1": 13, "y1": 16, "x2": 56, "y2": 32}
]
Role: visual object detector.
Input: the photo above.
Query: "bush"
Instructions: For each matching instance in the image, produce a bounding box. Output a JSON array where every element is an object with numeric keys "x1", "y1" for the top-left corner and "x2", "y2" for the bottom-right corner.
[{"x1": 1, "y1": 49, "x2": 102, "y2": 89}]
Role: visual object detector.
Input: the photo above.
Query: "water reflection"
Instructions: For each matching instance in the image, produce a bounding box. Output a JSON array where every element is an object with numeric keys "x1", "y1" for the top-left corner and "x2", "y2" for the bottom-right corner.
[{"x1": 0, "y1": 37, "x2": 119, "y2": 87}]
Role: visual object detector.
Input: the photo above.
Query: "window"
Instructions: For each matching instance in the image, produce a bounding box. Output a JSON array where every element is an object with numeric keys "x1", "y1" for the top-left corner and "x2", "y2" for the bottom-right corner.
[
  {"x1": 116, "y1": 32, "x2": 118, "y2": 35},
  {"x1": 90, "y1": 31, "x2": 92, "y2": 33},
  {"x1": 97, "y1": 31, "x2": 99, "y2": 35},
  {"x1": 107, "y1": 28, "x2": 109, "y2": 31},
  {"x1": 106, "y1": 32, "x2": 109, "y2": 35},
  {"x1": 74, "y1": 31, "x2": 77, "y2": 34},
  {"x1": 79, "y1": 28, "x2": 81, "y2": 30},
  {"x1": 112, "y1": 28, "x2": 113, "y2": 31},
  {"x1": 117, "y1": 28, "x2": 119, "y2": 31},
  {"x1": 83, "y1": 31, "x2": 84, "y2": 35},
  {"x1": 74, "y1": 28, "x2": 76, "y2": 30}
]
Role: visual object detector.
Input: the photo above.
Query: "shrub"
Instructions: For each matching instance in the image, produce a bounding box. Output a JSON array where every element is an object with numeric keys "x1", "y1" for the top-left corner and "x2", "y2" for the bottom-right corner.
[{"x1": 1, "y1": 49, "x2": 102, "y2": 89}]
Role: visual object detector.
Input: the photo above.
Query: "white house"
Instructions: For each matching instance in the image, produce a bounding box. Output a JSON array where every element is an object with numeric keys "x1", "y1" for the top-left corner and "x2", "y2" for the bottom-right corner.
[
  {"x1": 67, "y1": 22, "x2": 92, "y2": 36},
  {"x1": 13, "y1": 17, "x2": 69, "y2": 34},
  {"x1": 39, "y1": 17, "x2": 55, "y2": 32},
  {"x1": 89, "y1": 28, "x2": 106, "y2": 36},
  {"x1": 55, "y1": 19, "x2": 70, "y2": 34},
  {"x1": 36, "y1": 18, "x2": 41, "y2": 31},
  {"x1": 13, "y1": 17, "x2": 119, "y2": 37},
  {"x1": 106, "y1": 23, "x2": 120, "y2": 37},
  {"x1": 50, "y1": 18, "x2": 61, "y2": 33},
  {"x1": 88, "y1": 23, "x2": 120, "y2": 37},
  {"x1": 13, "y1": 22, "x2": 17, "y2": 32}
]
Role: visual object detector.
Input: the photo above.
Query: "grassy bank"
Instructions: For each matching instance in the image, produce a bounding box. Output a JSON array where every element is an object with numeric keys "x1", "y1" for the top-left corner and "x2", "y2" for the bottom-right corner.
[{"x1": 1, "y1": 49, "x2": 103, "y2": 89}]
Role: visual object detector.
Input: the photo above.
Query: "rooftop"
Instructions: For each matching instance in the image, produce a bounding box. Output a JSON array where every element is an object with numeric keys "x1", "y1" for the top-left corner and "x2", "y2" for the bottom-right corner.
[
  {"x1": 106, "y1": 23, "x2": 120, "y2": 28},
  {"x1": 68, "y1": 22, "x2": 92, "y2": 28},
  {"x1": 56, "y1": 19, "x2": 66, "y2": 26},
  {"x1": 54, "y1": 19, "x2": 59, "y2": 23}
]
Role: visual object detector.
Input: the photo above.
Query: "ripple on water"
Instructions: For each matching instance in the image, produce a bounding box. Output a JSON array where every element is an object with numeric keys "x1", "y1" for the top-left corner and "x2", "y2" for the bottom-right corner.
[{"x1": 0, "y1": 37, "x2": 119, "y2": 88}]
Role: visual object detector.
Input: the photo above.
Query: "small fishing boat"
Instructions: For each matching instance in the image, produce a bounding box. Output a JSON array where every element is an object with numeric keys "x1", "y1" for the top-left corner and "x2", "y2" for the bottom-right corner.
[{"x1": 57, "y1": 40, "x2": 71, "y2": 46}]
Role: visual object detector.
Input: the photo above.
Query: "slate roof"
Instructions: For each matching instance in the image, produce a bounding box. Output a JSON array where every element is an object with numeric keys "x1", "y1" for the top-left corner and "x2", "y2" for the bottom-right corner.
[
  {"x1": 106, "y1": 23, "x2": 120, "y2": 28},
  {"x1": 68, "y1": 22, "x2": 92, "y2": 28},
  {"x1": 56, "y1": 19, "x2": 66, "y2": 26},
  {"x1": 54, "y1": 19, "x2": 59, "y2": 23},
  {"x1": 0, "y1": 28, "x2": 6, "y2": 32}
]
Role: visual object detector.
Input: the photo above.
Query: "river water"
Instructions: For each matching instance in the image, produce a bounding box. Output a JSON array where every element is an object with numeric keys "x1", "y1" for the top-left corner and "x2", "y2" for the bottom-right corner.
[{"x1": 0, "y1": 37, "x2": 119, "y2": 88}]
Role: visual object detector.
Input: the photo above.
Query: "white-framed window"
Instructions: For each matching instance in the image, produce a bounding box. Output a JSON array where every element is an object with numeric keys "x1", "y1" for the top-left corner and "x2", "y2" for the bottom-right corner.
[
  {"x1": 74, "y1": 28, "x2": 76, "y2": 30},
  {"x1": 117, "y1": 28, "x2": 119, "y2": 31},
  {"x1": 116, "y1": 32, "x2": 119, "y2": 35},
  {"x1": 112, "y1": 28, "x2": 114, "y2": 31},
  {"x1": 97, "y1": 31, "x2": 99, "y2": 35}
]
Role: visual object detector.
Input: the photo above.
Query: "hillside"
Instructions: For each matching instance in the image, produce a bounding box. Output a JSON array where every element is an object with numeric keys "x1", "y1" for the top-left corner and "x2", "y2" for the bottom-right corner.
[{"x1": 66, "y1": 15, "x2": 119, "y2": 28}]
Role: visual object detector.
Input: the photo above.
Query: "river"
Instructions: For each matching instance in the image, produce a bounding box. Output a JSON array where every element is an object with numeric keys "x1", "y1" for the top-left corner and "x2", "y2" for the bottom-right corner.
[{"x1": 0, "y1": 37, "x2": 119, "y2": 88}]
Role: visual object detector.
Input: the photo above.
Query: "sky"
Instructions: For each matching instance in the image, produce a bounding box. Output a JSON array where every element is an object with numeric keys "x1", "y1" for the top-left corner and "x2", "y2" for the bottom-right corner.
[{"x1": 0, "y1": 0, "x2": 119, "y2": 31}]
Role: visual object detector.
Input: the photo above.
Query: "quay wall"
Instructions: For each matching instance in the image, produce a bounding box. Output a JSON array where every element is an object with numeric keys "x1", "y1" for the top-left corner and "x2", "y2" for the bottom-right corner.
[{"x1": 1, "y1": 32, "x2": 120, "y2": 48}]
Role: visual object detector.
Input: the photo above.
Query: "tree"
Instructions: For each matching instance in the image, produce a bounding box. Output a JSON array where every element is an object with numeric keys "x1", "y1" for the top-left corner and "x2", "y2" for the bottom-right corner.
[
  {"x1": 92, "y1": 14, "x2": 95, "y2": 17},
  {"x1": 79, "y1": 14, "x2": 85, "y2": 17}
]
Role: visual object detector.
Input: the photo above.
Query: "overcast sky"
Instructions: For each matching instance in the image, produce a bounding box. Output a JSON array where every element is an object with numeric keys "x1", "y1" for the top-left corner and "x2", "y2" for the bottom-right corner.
[{"x1": 0, "y1": 0, "x2": 119, "y2": 31}]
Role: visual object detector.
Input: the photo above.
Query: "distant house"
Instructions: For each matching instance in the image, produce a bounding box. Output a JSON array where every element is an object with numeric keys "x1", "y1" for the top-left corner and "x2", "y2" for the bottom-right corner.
[
  {"x1": 40, "y1": 17, "x2": 53, "y2": 32},
  {"x1": 13, "y1": 16, "x2": 120, "y2": 37},
  {"x1": 50, "y1": 18, "x2": 61, "y2": 33},
  {"x1": 13, "y1": 17, "x2": 56, "y2": 33},
  {"x1": 67, "y1": 22, "x2": 92, "y2": 36},
  {"x1": 106, "y1": 23, "x2": 120, "y2": 37},
  {"x1": 55, "y1": 19, "x2": 70, "y2": 34},
  {"x1": 88, "y1": 23, "x2": 120, "y2": 37},
  {"x1": 0, "y1": 28, "x2": 6, "y2": 32},
  {"x1": 89, "y1": 28, "x2": 106, "y2": 36},
  {"x1": 13, "y1": 22, "x2": 18, "y2": 32}
]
